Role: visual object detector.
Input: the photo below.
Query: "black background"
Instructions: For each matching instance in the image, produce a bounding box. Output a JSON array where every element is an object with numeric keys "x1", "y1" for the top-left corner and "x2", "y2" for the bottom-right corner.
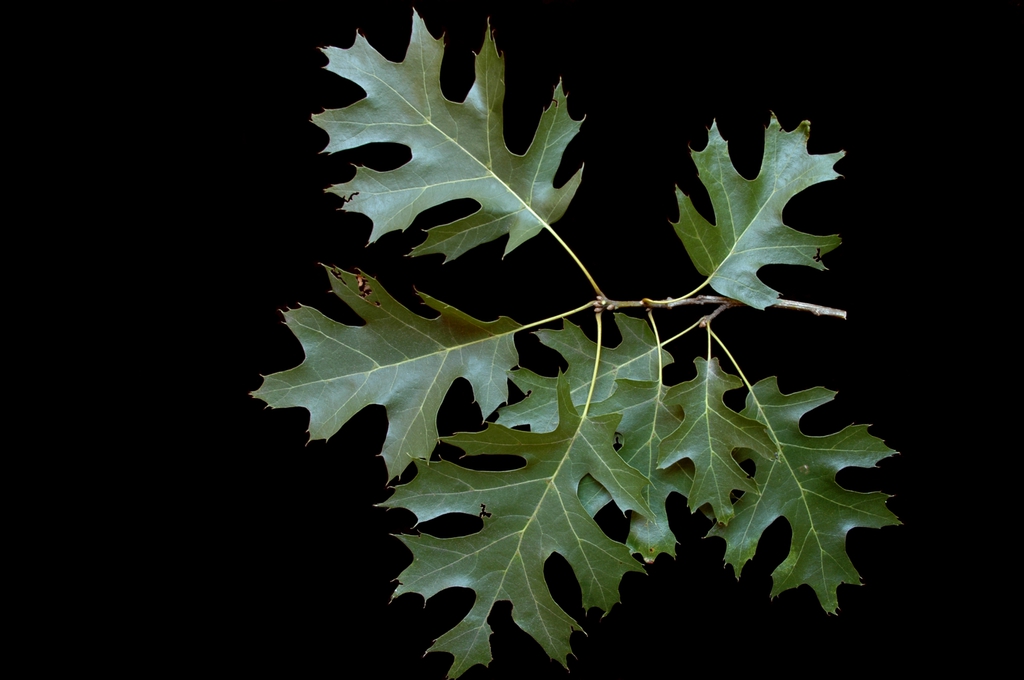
[{"x1": 229, "y1": 1, "x2": 1020, "y2": 676}]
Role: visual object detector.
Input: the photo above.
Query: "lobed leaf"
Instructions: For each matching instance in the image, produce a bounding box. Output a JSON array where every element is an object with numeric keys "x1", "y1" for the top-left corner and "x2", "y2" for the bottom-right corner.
[
  {"x1": 252, "y1": 267, "x2": 521, "y2": 480},
  {"x1": 708, "y1": 377, "x2": 898, "y2": 612},
  {"x1": 673, "y1": 115, "x2": 843, "y2": 309},
  {"x1": 658, "y1": 357, "x2": 777, "y2": 524},
  {"x1": 262, "y1": 12, "x2": 905, "y2": 671},
  {"x1": 496, "y1": 314, "x2": 671, "y2": 432},
  {"x1": 386, "y1": 376, "x2": 651, "y2": 677},
  {"x1": 587, "y1": 379, "x2": 692, "y2": 560},
  {"x1": 316, "y1": 11, "x2": 583, "y2": 261}
]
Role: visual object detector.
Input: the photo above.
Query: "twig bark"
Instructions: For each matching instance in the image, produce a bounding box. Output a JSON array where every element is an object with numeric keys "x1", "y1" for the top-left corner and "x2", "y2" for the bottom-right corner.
[{"x1": 593, "y1": 294, "x2": 847, "y2": 320}]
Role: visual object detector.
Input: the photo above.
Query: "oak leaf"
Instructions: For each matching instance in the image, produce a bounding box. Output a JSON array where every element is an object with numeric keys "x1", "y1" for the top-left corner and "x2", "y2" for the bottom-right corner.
[
  {"x1": 315, "y1": 11, "x2": 582, "y2": 261},
  {"x1": 252, "y1": 268, "x2": 521, "y2": 480},
  {"x1": 673, "y1": 116, "x2": 843, "y2": 309},
  {"x1": 708, "y1": 377, "x2": 898, "y2": 611},
  {"x1": 658, "y1": 357, "x2": 777, "y2": 523},
  {"x1": 387, "y1": 376, "x2": 652, "y2": 675}
]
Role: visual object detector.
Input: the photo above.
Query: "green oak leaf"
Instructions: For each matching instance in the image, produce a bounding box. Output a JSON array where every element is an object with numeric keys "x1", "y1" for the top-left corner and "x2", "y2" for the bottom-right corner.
[
  {"x1": 708, "y1": 377, "x2": 898, "y2": 612},
  {"x1": 587, "y1": 379, "x2": 693, "y2": 561},
  {"x1": 673, "y1": 115, "x2": 843, "y2": 309},
  {"x1": 385, "y1": 376, "x2": 652, "y2": 677},
  {"x1": 251, "y1": 267, "x2": 520, "y2": 481},
  {"x1": 496, "y1": 314, "x2": 670, "y2": 432},
  {"x1": 659, "y1": 357, "x2": 777, "y2": 524},
  {"x1": 315, "y1": 11, "x2": 582, "y2": 261}
]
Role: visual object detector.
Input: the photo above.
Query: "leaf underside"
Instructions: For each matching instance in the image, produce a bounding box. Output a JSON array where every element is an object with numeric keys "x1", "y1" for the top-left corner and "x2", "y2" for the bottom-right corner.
[
  {"x1": 673, "y1": 116, "x2": 843, "y2": 309},
  {"x1": 316, "y1": 10, "x2": 582, "y2": 262}
]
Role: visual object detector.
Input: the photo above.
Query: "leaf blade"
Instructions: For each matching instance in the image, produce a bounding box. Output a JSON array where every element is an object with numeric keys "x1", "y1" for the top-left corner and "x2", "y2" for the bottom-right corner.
[
  {"x1": 497, "y1": 314, "x2": 670, "y2": 432},
  {"x1": 588, "y1": 379, "x2": 692, "y2": 560},
  {"x1": 658, "y1": 357, "x2": 776, "y2": 524},
  {"x1": 315, "y1": 12, "x2": 583, "y2": 261},
  {"x1": 673, "y1": 116, "x2": 843, "y2": 309},
  {"x1": 387, "y1": 377, "x2": 650, "y2": 675},
  {"x1": 708, "y1": 377, "x2": 899, "y2": 612},
  {"x1": 251, "y1": 267, "x2": 521, "y2": 480}
]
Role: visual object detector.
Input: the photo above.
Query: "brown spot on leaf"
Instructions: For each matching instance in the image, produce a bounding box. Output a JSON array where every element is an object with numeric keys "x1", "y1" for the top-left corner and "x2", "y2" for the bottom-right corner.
[{"x1": 356, "y1": 275, "x2": 373, "y2": 299}]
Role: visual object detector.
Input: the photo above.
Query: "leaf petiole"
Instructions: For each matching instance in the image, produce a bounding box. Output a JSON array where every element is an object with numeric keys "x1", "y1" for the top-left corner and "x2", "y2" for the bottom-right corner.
[
  {"x1": 647, "y1": 310, "x2": 663, "y2": 384},
  {"x1": 517, "y1": 300, "x2": 595, "y2": 333},
  {"x1": 666, "y1": 277, "x2": 711, "y2": 304},
  {"x1": 708, "y1": 328, "x2": 752, "y2": 395},
  {"x1": 656, "y1": 317, "x2": 704, "y2": 349},
  {"x1": 542, "y1": 226, "x2": 605, "y2": 297},
  {"x1": 580, "y1": 310, "x2": 603, "y2": 419},
  {"x1": 709, "y1": 327, "x2": 783, "y2": 455}
]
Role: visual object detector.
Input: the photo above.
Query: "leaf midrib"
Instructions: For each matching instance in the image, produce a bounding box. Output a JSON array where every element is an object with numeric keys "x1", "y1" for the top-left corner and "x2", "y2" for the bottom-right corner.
[
  {"x1": 352, "y1": 50, "x2": 555, "y2": 236},
  {"x1": 696, "y1": 135, "x2": 820, "y2": 280},
  {"x1": 442, "y1": 416, "x2": 594, "y2": 641},
  {"x1": 744, "y1": 394, "x2": 831, "y2": 581},
  {"x1": 269, "y1": 312, "x2": 517, "y2": 392}
]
